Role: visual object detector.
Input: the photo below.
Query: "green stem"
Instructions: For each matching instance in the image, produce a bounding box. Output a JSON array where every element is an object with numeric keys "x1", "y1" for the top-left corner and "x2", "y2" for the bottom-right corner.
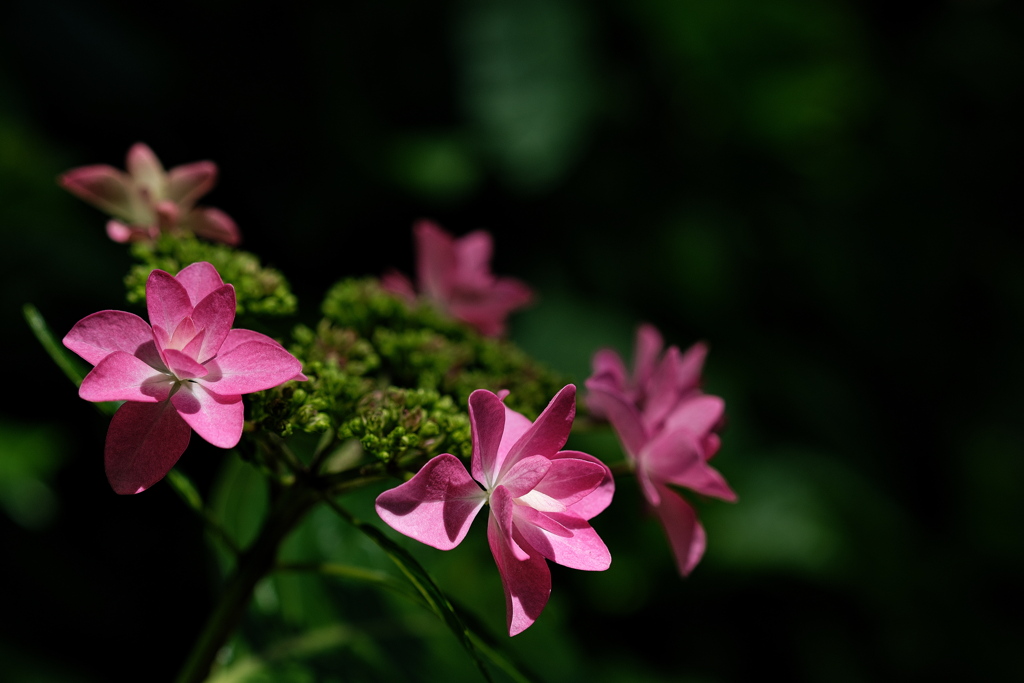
[{"x1": 173, "y1": 483, "x2": 319, "y2": 683}]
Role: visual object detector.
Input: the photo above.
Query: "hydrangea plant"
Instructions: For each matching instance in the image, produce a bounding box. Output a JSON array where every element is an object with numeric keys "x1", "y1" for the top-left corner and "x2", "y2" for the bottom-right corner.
[{"x1": 30, "y1": 143, "x2": 737, "y2": 683}]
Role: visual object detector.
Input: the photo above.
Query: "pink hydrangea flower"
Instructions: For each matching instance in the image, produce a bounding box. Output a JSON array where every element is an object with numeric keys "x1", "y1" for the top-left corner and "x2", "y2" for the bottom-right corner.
[
  {"x1": 64, "y1": 262, "x2": 304, "y2": 494},
  {"x1": 586, "y1": 325, "x2": 734, "y2": 576},
  {"x1": 375, "y1": 385, "x2": 613, "y2": 635},
  {"x1": 59, "y1": 142, "x2": 240, "y2": 245},
  {"x1": 381, "y1": 220, "x2": 532, "y2": 336}
]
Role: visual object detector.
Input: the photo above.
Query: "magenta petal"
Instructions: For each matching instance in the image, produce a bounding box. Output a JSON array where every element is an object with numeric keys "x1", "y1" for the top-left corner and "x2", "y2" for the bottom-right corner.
[
  {"x1": 584, "y1": 387, "x2": 647, "y2": 460},
  {"x1": 147, "y1": 269, "x2": 194, "y2": 339},
  {"x1": 651, "y1": 483, "x2": 707, "y2": 576},
  {"x1": 64, "y1": 310, "x2": 158, "y2": 367},
  {"x1": 501, "y1": 384, "x2": 576, "y2": 478},
  {"x1": 380, "y1": 271, "x2": 417, "y2": 302},
  {"x1": 217, "y1": 328, "x2": 284, "y2": 356},
  {"x1": 190, "y1": 284, "x2": 236, "y2": 362},
  {"x1": 530, "y1": 455, "x2": 607, "y2": 509},
  {"x1": 643, "y1": 345, "x2": 684, "y2": 431},
  {"x1": 498, "y1": 455, "x2": 551, "y2": 498},
  {"x1": 469, "y1": 389, "x2": 507, "y2": 488},
  {"x1": 515, "y1": 509, "x2": 611, "y2": 571},
  {"x1": 633, "y1": 323, "x2": 664, "y2": 387},
  {"x1": 170, "y1": 384, "x2": 244, "y2": 448},
  {"x1": 184, "y1": 207, "x2": 241, "y2": 245},
  {"x1": 163, "y1": 348, "x2": 208, "y2": 380},
  {"x1": 414, "y1": 220, "x2": 457, "y2": 301},
  {"x1": 59, "y1": 165, "x2": 136, "y2": 220},
  {"x1": 105, "y1": 401, "x2": 191, "y2": 495},
  {"x1": 487, "y1": 494, "x2": 551, "y2": 636},
  {"x1": 105, "y1": 220, "x2": 147, "y2": 243},
  {"x1": 375, "y1": 454, "x2": 486, "y2": 550},
  {"x1": 662, "y1": 395, "x2": 725, "y2": 437},
  {"x1": 199, "y1": 341, "x2": 303, "y2": 395},
  {"x1": 546, "y1": 451, "x2": 614, "y2": 520},
  {"x1": 166, "y1": 161, "x2": 217, "y2": 207},
  {"x1": 452, "y1": 230, "x2": 494, "y2": 286},
  {"x1": 175, "y1": 262, "x2": 226, "y2": 306},
  {"x1": 80, "y1": 352, "x2": 173, "y2": 402}
]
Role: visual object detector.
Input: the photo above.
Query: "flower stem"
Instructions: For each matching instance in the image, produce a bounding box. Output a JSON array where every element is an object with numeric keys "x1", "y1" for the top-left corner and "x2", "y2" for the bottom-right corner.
[{"x1": 173, "y1": 483, "x2": 318, "y2": 683}]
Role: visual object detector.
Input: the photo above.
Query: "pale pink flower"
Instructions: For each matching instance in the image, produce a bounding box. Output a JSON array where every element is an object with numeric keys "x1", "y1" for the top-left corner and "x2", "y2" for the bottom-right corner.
[
  {"x1": 64, "y1": 262, "x2": 304, "y2": 494},
  {"x1": 586, "y1": 326, "x2": 734, "y2": 576},
  {"x1": 59, "y1": 142, "x2": 240, "y2": 245},
  {"x1": 381, "y1": 220, "x2": 532, "y2": 336},
  {"x1": 375, "y1": 385, "x2": 613, "y2": 635}
]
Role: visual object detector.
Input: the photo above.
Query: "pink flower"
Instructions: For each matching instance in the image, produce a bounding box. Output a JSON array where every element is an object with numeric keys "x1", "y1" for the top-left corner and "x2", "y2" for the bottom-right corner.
[
  {"x1": 381, "y1": 220, "x2": 532, "y2": 336},
  {"x1": 586, "y1": 325, "x2": 734, "y2": 576},
  {"x1": 59, "y1": 142, "x2": 240, "y2": 245},
  {"x1": 64, "y1": 262, "x2": 304, "y2": 494},
  {"x1": 375, "y1": 385, "x2": 613, "y2": 635}
]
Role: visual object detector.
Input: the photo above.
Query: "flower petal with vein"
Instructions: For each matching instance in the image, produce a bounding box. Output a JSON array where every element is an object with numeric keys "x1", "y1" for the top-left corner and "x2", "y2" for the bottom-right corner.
[
  {"x1": 375, "y1": 384, "x2": 613, "y2": 635},
  {"x1": 64, "y1": 262, "x2": 304, "y2": 494}
]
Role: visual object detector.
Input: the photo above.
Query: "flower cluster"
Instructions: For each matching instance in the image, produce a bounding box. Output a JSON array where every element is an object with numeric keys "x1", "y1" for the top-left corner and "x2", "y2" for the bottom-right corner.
[
  {"x1": 63, "y1": 262, "x2": 304, "y2": 494},
  {"x1": 57, "y1": 145, "x2": 735, "y2": 644},
  {"x1": 60, "y1": 143, "x2": 240, "y2": 245},
  {"x1": 586, "y1": 324, "x2": 735, "y2": 575}
]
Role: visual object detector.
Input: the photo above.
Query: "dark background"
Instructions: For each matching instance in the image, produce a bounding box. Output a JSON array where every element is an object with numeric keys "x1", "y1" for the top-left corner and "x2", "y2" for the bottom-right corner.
[{"x1": 1, "y1": 1, "x2": 1022, "y2": 681}]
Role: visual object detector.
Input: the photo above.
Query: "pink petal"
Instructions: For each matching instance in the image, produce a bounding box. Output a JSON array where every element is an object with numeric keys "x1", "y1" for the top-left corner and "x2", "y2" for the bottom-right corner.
[
  {"x1": 643, "y1": 345, "x2": 684, "y2": 431},
  {"x1": 528, "y1": 455, "x2": 607, "y2": 509},
  {"x1": 59, "y1": 165, "x2": 137, "y2": 221},
  {"x1": 375, "y1": 454, "x2": 486, "y2": 550},
  {"x1": 163, "y1": 348, "x2": 208, "y2": 380},
  {"x1": 498, "y1": 455, "x2": 551, "y2": 498},
  {"x1": 677, "y1": 341, "x2": 708, "y2": 394},
  {"x1": 166, "y1": 161, "x2": 217, "y2": 207},
  {"x1": 486, "y1": 489, "x2": 551, "y2": 636},
  {"x1": 662, "y1": 395, "x2": 725, "y2": 437},
  {"x1": 190, "y1": 284, "x2": 236, "y2": 362},
  {"x1": 105, "y1": 220, "x2": 153, "y2": 243},
  {"x1": 147, "y1": 269, "x2": 194, "y2": 340},
  {"x1": 126, "y1": 143, "x2": 167, "y2": 196},
  {"x1": 79, "y1": 351, "x2": 173, "y2": 403},
  {"x1": 633, "y1": 323, "x2": 664, "y2": 388},
  {"x1": 380, "y1": 270, "x2": 417, "y2": 302},
  {"x1": 583, "y1": 386, "x2": 647, "y2": 460},
  {"x1": 175, "y1": 262, "x2": 226, "y2": 306},
  {"x1": 448, "y1": 277, "x2": 532, "y2": 336},
  {"x1": 170, "y1": 383, "x2": 244, "y2": 448},
  {"x1": 217, "y1": 328, "x2": 285, "y2": 356},
  {"x1": 490, "y1": 486, "x2": 531, "y2": 562},
  {"x1": 651, "y1": 483, "x2": 707, "y2": 576},
  {"x1": 514, "y1": 508, "x2": 611, "y2": 571},
  {"x1": 500, "y1": 384, "x2": 576, "y2": 480},
  {"x1": 585, "y1": 349, "x2": 628, "y2": 419},
  {"x1": 154, "y1": 200, "x2": 181, "y2": 231},
  {"x1": 546, "y1": 451, "x2": 615, "y2": 520},
  {"x1": 414, "y1": 220, "x2": 457, "y2": 301},
  {"x1": 105, "y1": 400, "x2": 191, "y2": 495},
  {"x1": 644, "y1": 429, "x2": 736, "y2": 501},
  {"x1": 497, "y1": 402, "x2": 533, "y2": 459},
  {"x1": 198, "y1": 341, "x2": 303, "y2": 395},
  {"x1": 64, "y1": 310, "x2": 160, "y2": 367},
  {"x1": 469, "y1": 389, "x2": 507, "y2": 489},
  {"x1": 452, "y1": 230, "x2": 494, "y2": 287},
  {"x1": 184, "y1": 207, "x2": 241, "y2": 245}
]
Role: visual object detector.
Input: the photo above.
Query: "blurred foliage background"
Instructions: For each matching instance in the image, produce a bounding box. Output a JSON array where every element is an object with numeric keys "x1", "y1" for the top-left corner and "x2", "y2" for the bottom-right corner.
[{"x1": 1, "y1": 0, "x2": 1022, "y2": 681}]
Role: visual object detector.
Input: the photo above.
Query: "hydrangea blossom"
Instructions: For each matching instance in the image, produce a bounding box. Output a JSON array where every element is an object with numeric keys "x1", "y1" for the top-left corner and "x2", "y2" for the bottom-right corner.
[
  {"x1": 64, "y1": 262, "x2": 304, "y2": 494},
  {"x1": 381, "y1": 220, "x2": 532, "y2": 336},
  {"x1": 586, "y1": 325, "x2": 734, "y2": 575},
  {"x1": 375, "y1": 384, "x2": 613, "y2": 635},
  {"x1": 59, "y1": 142, "x2": 240, "y2": 245}
]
